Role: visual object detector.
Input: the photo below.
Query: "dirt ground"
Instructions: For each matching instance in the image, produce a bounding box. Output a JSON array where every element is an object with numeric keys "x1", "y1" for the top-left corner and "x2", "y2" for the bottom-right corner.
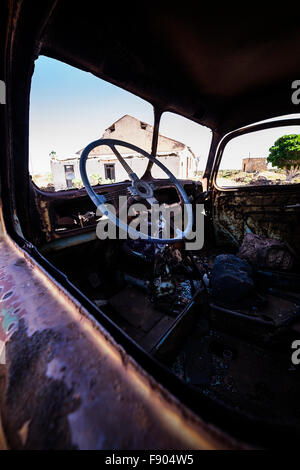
[{"x1": 216, "y1": 169, "x2": 300, "y2": 187}]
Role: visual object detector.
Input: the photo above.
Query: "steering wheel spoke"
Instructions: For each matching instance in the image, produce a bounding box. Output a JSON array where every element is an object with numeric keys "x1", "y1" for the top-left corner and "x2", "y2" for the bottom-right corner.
[{"x1": 110, "y1": 143, "x2": 139, "y2": 182}]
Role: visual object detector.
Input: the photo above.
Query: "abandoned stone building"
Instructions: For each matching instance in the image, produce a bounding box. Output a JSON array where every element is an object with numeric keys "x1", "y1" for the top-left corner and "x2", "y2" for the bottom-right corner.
[
  {"x1": 242, "y1": 157, "x2": 267, "y2": 172},
  {"x1": 50, "y1": 115, "x2": 196, "y2": 191}
]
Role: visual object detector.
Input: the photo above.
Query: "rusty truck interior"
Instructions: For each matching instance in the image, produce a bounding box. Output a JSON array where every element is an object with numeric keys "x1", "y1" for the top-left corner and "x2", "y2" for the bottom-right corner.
[{"x1": 3, "y1": 1, "x2": 300, "y2": 448}]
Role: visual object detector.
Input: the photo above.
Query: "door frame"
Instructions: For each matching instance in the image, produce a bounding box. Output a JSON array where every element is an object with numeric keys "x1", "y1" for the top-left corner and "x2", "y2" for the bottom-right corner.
[{"x1": 209, "y1": 117, "x2": 300, "y2": 191}]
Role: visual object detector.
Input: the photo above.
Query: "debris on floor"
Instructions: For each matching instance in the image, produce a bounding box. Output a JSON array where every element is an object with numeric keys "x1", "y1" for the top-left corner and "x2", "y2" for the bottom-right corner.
[{"x1": 238, "y1": 233, "x2": 294, "y2": 270}]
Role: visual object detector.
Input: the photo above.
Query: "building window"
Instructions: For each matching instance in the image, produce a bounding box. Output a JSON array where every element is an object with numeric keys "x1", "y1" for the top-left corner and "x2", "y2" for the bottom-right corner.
[
  {"x1": 64, "y1": 164, "x2": 75, "y2": 189},
  {"x1": 109, "y1": 124, "x2": 115, "y2": 133},
  {"x1": 104, "y1": 164, "x2": 115, "y2": 180},
  {"x1": 140, "y1": 121, "x2": 147, "y2": 130}
]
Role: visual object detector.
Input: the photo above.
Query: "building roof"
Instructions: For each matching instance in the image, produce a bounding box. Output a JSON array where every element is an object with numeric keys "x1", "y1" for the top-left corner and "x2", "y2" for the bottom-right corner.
[
  {"x1": 75, "y1": 114, "x2": 191, "y2": 157},
  {"x1": 51, "y1": 115, "x2": 195, "y2": 163}
]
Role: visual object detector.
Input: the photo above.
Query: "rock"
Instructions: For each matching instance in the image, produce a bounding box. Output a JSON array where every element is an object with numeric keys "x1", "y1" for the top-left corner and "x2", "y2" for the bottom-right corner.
[
  {"x1": 238, "y1": 233, "x2": 293, "y2": 271},
  {"x1": 211, "y1": 254, "x2": 254, "y2": 305}
]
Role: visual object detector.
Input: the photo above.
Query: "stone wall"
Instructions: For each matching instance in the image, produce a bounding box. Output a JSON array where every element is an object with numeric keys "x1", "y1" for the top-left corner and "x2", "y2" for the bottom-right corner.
[{"x1": 242, "y1": 157, "x2": 267, "y2": 172}]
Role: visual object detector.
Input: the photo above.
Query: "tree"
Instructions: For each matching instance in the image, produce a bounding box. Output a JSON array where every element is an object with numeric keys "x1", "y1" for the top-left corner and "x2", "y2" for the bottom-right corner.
[
  {"x1": 90, "y1": 174, "x2": 103, "y2": 186},
  {"x1": 267, "y1": 134, "x2": 300, "y2": 181}
]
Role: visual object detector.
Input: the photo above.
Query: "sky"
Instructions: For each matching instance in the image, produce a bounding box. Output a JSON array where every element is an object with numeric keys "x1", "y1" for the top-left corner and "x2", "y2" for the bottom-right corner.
[
  {"x1": 29, "y1": 56, "x2": 300, "y2": 175},
  {"x1": 29, "y1": 56, "x2": 212, "y2": 175},
  {"x1": 220, "y1": 124, "x2": 300, "y2": 170}
]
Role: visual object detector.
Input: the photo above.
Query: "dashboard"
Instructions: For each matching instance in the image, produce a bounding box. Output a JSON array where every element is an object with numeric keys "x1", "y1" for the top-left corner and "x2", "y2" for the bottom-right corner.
[{"x1": 33, "y1": 180, "x2": 203, "y2": 244}]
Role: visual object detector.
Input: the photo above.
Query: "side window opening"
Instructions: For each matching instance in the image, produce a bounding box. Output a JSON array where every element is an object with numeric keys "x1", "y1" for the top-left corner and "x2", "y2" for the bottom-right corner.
[{"x1": 216, "y1": 121, "x2": 300, "y2": 188}]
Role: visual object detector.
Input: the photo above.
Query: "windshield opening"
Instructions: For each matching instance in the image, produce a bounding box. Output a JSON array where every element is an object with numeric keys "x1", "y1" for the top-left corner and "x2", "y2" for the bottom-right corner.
[{"x1": 29, "y1": 56, "x2": 154, "y2": 191}]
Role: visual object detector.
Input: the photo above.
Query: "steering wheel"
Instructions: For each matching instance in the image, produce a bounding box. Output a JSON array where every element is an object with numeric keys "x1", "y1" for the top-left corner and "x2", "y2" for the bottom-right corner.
[{"x1": 79, "y1": 138, "x2": 193, "y2": 243}]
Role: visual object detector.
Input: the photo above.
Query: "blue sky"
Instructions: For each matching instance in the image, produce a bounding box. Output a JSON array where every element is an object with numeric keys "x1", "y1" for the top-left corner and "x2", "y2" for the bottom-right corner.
[
  {"x1": 29, "y1": 56, "x2": 300, "y2": 175},
  {"x1": 29, "y1": 56, "x2": 212, "y2": 174}
]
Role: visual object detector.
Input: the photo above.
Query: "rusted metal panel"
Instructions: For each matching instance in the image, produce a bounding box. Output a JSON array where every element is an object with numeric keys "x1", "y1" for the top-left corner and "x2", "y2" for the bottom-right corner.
[
  {"x1": 212, "y1": 187, "x2": 300, "y2": 256},
  {"x1": 0, "y1": 207, "x2": 240, "y2": 449},
  {"x1": 0, "y1": 416, "x2": 7, "y2": 450}
]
